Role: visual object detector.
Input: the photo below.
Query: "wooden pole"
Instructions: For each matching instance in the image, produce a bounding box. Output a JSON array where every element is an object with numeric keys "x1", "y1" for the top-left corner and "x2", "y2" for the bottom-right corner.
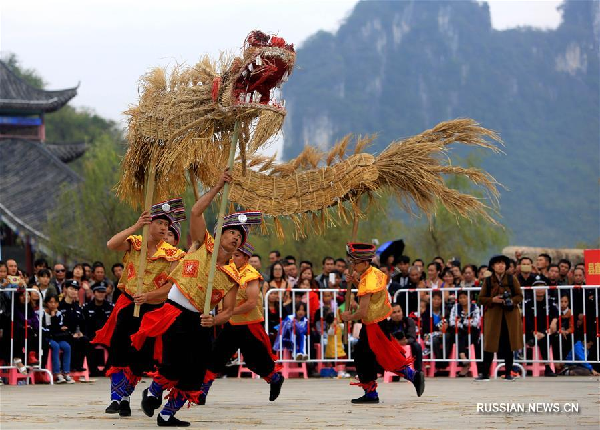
[
  {"x1": 204, "y1": 120, "x2": 240, "y2": 315},
  {"x1": 343, "y1": 209, "x2": 360, "y2": 343},
  {"x1": 133, "y1": 160, "x2": 156, "y2": 317}
]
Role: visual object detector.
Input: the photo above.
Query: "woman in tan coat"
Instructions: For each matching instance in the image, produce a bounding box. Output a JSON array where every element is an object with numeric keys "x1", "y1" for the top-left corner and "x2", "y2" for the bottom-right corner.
[{"x1": 476, "y1": 255, "x2": 523, "y2": 381}]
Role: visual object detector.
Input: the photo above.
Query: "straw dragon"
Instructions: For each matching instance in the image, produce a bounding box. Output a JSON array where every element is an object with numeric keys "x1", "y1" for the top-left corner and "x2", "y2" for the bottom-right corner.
[{"x1": 118, "y1": 30, "x2": 502, "y2": 236}]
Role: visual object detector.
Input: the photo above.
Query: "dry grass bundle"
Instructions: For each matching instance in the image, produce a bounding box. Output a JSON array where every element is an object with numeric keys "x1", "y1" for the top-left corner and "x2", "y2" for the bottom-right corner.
[
  {"x1": 116, "y1": 31, "x2": 295, "y2": 208},
  {"x1": 224, "y1": 118, "x2": 502, "y2": 236}
]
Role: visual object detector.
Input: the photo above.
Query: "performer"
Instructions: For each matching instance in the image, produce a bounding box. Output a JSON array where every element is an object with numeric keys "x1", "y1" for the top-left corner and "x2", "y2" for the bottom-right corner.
[
  {"x1": 131, "y1": 171, "x2": 261, "y2": 427},
  {"x1": 165, "y1": 221, "x2": 182, "y2": 248},
  {"x1": 92, "y1": 199, "x2": 186, "y2": 417},
  {"x1": 341, "y1": 243, "x2": 425, "y2": 404},
  {"x1": 199, "y1": 241, "x2": 284, "y2": 405}
]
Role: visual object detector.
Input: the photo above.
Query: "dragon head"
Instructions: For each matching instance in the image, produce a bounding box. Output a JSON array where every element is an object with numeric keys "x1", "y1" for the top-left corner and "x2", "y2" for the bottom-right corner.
[{"x1": 217, "y1": 30, "x2": 295, "y2": 114}]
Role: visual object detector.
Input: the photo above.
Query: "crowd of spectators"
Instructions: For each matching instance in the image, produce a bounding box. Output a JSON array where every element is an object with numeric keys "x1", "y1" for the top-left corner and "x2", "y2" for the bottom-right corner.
[{"x1": 0, "y1": 249, "x2": 597, "y2": 384}]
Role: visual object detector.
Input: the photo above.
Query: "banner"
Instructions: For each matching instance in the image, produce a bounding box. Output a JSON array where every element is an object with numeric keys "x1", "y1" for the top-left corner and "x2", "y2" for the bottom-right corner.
[{"x1": 584, "y1": 249, "x2": 600, "y2": 285}]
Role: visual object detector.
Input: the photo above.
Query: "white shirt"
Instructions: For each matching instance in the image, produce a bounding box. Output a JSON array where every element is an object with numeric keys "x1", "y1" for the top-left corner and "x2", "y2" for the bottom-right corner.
[{"x1": 167, "y1": 286, "x2": 198, "y2": 313}]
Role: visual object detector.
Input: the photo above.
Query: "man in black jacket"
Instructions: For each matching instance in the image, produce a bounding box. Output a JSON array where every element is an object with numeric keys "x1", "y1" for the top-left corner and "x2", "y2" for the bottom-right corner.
[
  {"x1": 59, "y1": 280, "x2": 88, "y2": 372},
  {"x1": 385, "y1": 303, "x2": 423, "y2": 371},
  {"x1": 83, "y1": 282, "x2": 114, "y2": 375}
]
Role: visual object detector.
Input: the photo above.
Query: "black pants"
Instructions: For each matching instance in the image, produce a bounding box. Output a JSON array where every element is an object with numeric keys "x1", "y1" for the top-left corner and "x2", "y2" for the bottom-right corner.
[
  {"x1": 70, "y1": 335, "x2": 89, "y2": 370},
  {"x1": 159, "y1": 306, "x2": 211, "y2": 392},
  {"x1": 408, "y1": 341, "x2": 423, "y2": 371},
  {"x1": 480, "y1": 315, "x2": 513, "y2": 377},
  {"x1": 208, "y1": 323, "x2": 275, "y2": 377},
  {"x1": 354, "y1": 321, "x2": 391, "y2": 383},
  {"x1": 108, "y1": 301, "x2": 159, "y2": 376}
]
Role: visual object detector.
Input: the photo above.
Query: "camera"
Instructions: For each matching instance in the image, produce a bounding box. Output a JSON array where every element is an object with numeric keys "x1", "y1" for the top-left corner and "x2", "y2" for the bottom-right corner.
[{"x1": 502, "y1": 290, "x2": 514, "y2": 311}]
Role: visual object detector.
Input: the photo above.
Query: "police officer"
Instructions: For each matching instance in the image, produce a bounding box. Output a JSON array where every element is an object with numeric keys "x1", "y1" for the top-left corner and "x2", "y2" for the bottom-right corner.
[
  {"x1": 59, "y1": 280, "x2": 88, "y2": 371},
  {"x1": 83, "y1": 281, "x2": 114, "y2": 375}
]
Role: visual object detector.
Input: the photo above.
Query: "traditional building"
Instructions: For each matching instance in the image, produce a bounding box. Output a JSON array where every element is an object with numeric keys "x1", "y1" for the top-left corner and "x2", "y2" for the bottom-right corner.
[{"x1": 0, "y1": 61, "x2": 84, "y2": 273}]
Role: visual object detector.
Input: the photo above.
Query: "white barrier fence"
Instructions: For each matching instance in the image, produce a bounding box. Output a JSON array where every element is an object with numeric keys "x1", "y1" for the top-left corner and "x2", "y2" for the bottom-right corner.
[
  {"x1": 264, "y1": 285, "x2": 600, "y2": 368},
  {"x1": 0, "y1": 287, "x2": 53, "y2": 384}
]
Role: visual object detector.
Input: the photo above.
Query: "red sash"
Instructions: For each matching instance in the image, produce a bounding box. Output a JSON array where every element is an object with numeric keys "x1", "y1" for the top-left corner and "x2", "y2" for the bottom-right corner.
[
  {"x1": 247, "y1": 322, "x2": 278, "y2": 362},
  {"x1": 91, "y1": 294, "x2": 132, "y2": 347},
  {"x1": 130, "y1": 302, "x2": 182, "y2": 361},
  {"x1": 365, "y1": 323, "x2": 413, "y2": 373}
]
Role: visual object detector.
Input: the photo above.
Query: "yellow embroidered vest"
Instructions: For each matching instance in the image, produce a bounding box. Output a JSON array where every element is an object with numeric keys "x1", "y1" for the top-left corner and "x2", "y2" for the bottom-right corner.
[
  {"x1": 168, "y1": 231, "x2": 239, "y2": 312},
  {"x1": 357, "y1": 266, "x2": 391, "y2": 324},
  {"x1": 230, "y1": 263, "x2": 264, "y2": 325},
  {"x1": 118, "y1": 235, "x2": 185, "y2": 297}
]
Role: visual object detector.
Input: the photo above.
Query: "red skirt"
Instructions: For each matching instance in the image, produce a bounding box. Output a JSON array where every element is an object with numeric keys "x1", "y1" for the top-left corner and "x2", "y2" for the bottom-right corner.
[
  {"x1": 365, "y1": 323, "x2": 413, "y2": 373},
  {"x1": 130, "y1": 302, "x2": 182, "y2": 362},
  {"x1": 92, "y1": 294, "x2": 132, "y2": 347}
]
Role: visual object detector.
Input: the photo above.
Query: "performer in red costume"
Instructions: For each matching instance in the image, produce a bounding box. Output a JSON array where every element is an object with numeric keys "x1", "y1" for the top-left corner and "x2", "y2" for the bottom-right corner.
[{"x1": 341, "y1": 243, "x2": 425, "y2": 404}]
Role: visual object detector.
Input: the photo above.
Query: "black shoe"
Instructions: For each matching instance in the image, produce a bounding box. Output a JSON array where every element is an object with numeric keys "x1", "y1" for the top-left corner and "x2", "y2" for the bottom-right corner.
[
  {"x1": 197, "y1": 393, "x2": 206, "y2": 406},
  {"x1": 351, "y1": 394, "x2": 379, "y2": 404},
  {"x1": 157, "y1": 414, "x2": 190, "y2": 427},
  {"x1": 412, "y1": 370, "x2": 425, "y2": 397},
  {"x1": 269, "y1": 374, "x2": 285, "y2": 401},
  {"x1": 119, "y1": 400, "x2": 132, "y2": 417},
  {"x1": 105, "y1": 401, "x2": 120, "y2": 414},
  {"x1": 544, "y1": 369, "x2": 557, "y2": 377},
  {"x1": 474, "y1": 374, "x2": 490, "y2": 382},
  {"x1": 142, "y1": 388, "x2": 162, "y2": 417}
]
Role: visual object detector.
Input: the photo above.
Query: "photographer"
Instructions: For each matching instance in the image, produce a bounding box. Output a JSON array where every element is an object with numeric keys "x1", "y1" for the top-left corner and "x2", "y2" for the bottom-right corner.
[{"x1": 476, "y1": 254, "x2": 523, "y2": 381}]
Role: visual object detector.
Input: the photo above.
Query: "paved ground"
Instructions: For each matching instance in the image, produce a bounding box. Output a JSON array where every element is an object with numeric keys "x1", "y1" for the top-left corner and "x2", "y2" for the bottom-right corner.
[{"x1": 1, "y1": 376, "x2": 598, "y2": 429}]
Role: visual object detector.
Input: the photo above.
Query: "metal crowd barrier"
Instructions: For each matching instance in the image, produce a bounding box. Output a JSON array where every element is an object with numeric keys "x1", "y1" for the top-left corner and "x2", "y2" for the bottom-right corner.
[
  {"x1": 0, "y1": 287, "x2": 54, "y2": 384},
  {"x1": 263, "y1": 285, "x2": 599, "y2": 370}
]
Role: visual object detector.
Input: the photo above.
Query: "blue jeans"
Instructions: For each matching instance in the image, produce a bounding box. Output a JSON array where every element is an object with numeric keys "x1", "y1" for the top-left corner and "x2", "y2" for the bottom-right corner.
[{"x1": 49, "y1": 340, "x2": 71, "y2": 374}]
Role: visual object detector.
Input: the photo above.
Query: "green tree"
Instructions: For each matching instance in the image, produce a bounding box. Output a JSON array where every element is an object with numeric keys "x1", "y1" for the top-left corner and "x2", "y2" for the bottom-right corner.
[
  {"x1": 2, "y1": 52, "x2": 46, "y2": 89},
  {"x1": 46, "y1": 135, "x2": 138, "y2": 265},
  {"x1": 403, "y1": 155, "x2": 509, "y2": 265}
]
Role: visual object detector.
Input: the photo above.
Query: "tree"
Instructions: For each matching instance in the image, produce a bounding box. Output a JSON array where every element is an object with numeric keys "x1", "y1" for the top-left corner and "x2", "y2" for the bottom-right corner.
[
  {"x1": 2, "y1": 52, "x2": 45, "y2": 89},
  {"x1": 403, "y1": 155, "x2": 509, "y2": 265},
  {"x1": 46, "y1": 135, "x2": 138, "y2": 265}
]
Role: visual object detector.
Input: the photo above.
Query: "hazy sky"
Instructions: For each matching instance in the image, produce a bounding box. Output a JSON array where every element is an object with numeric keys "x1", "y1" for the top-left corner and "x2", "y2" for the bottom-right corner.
[{"x1": 1, "y1": 0, "x2": 563, "y2": 151}]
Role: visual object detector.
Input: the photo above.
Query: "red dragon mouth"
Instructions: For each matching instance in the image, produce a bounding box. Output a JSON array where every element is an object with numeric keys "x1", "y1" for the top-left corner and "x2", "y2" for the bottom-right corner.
[{"x1": 232, "y1": 31, "x2": 295, "y2": 112}]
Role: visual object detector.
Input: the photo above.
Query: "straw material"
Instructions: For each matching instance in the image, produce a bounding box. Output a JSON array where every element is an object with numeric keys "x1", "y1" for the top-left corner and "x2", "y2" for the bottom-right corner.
[
  {"x1": 116, "y1": 31, "x2": 296, "y2": 208},
  {"x1": 221, "y1": 118, "x2": 503, "y2": 236}
]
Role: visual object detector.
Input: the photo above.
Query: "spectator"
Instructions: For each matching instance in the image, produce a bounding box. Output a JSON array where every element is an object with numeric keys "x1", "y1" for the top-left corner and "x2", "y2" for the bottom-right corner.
[
  {"x1": 555, "y1": 294, "x2": 575, "y2": 372},
  {"x1": 536, "y1": 253, "x2": 551, "y2": 278},
  {"x1": 557, "y1": 259, "x2": 572, "y2": 285},
  {"x1": 59, "y1": 280, "x2": 88, "y2": 372},
  {"x1": 334, "y1": 259, "x2": 347, "y2": 279},
  {"x1": 451, "y1": 265, "x2": 462, "y2": 286},
  {"x1": 299, "y1": 260, "x2": 313, "y2": 272},
  {"x1": 460, "y1": 265, "x2": 478, "y2": 288},
  {"x1": 51, "y1": 263, "x2": 67, "y2": 294},
  {"x1": 507, "y1": 259, "x2": 517, "y2": 277},
  {"x1": 12, "y1": 290, "x2": 41, "y2": 373},
  {"x1": 82, "y1": 263, "x2": 92, "y2": 281},
  {"x1": 425, "y1": 262, "x2": 442, "y2": 289},
  {"x1": 547, "y1": 264, "x2": 561, "y2": 288},
  {"x1": 269, "y1": 250, "x2": 281, "y2": 265},
  {"x1": 36, "y1": 268, "x2": 58, "y2": 301},
  {"x1": 476, "y1": 255, "x2": 523, "y2": 381},
  {"x1": 72, "y1": 264, "x2": 92, "y2": 305},
  {"x1": 315, "y1": 257, "x2": 335, "y2": 289},
  {"x1": 449, "y1": 290, "x2": 481, "y2": 376},
  {"x1": 401, "y1": 265, "x2": 426, "y2": 314},
  {"x1": 386, "y1": 303, "x2": 423, "y2": 372},
  {"x1": 517, "y1": 257, "x2": 537, "y2": 286},
  {"x1": 391, "y1": 255, "x2": 410, "y2": 287},
  {"x1": 440, "y1": 267, "x2": 456, "y2": 306},
  {"x1": 82, "y1": 282, "x2": 114, "y2": 375},
  {"x1": 109, "y1": 263, "x2": 124, "y2": 304},
  {"x1": 413, "y1": 259, "x2": 425, "y2": 280},
  {"x1": 477, "y1": 265, "x2": 489, "y2": 285},
  {"x1": 274, "y1": 302, "x2": 309, "y2": 360},
  {"x1": 43, "y1": 295, "x2": 74, "y2": 384},
  {"x1": 29, "y1": 258, "x2": 49, "y2": 286},
  {"x1": 563, "y1": 341, "x2": 600, "y2": 376},
  {"x1": 248, "y1": 254, "x2": 265, "y2": 277},
  {"x1": 422, "y1": 291, "x2": 449, "y2": 363},
  {"x1": 284, "y1": 260, "x2": 299, "y2": 288},
  {"x1": 6, "y1": 259, "x2": 19, "y2": 276},
  {"x1": 0, "y1": 261, "x2": 8, "y2": 289},
  {"x1": 433, "y1": 256, "x2": 445, "y2": 268},
  {"x1": 297, "y1": 267, "x2": 320, "y2": 321},
  {"x1": 324, "y1": 312, "x2": 347, "y2": 364}
]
